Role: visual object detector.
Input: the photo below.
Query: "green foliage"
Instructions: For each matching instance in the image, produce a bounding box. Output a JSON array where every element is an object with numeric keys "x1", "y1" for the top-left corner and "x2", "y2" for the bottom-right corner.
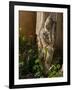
[
  {"x1": 19, "y1": 34, "x2": 63, "y2": 79},
  {"x1": 19, "y1": 35, "x2": 39, "y2": 78},
  {"x1": 33, "y1": 58, "x2": 44, "y2": 78},
  {"x1": 48, "y1": 64, "x2": 63, "y2": 78}
]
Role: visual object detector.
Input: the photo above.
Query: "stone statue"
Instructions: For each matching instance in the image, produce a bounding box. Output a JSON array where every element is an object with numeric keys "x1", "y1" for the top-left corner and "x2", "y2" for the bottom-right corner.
[{"x1": 38, "y1": 15, "x2": 56, "y2": 75}]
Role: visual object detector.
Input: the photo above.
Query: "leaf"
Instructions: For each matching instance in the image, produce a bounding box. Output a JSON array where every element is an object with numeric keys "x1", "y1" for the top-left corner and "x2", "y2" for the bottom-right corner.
[
  {"x1": 57, "y1": 64, "x2": 60, "y2": 69},
  {"x1": 39, "y1": 64, "x2": 43, "y2": 71},
  {"x1": 34, "y1": 72, "x2": 41, "y2": 77},
  {"x1": 28, "y1": 49, "x2": 32, "y2": 53},
  {"x1": 33, "y1": 65, "x2": 39, "y2": 70},
  {"x1": 44, "y1": 47, "x2": 48, "y2": 55},
  {"x1": 53, "y1": 65, "x2": 57, "y2": 70},
  {"x1": 35, "y1": 59, "x2": 39, "y2": 64}
]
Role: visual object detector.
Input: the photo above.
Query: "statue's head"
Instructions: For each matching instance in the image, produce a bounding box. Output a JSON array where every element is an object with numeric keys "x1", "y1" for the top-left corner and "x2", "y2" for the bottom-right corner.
[{"x1": 44, "y1": 16, "x2": 54, "y2": 31}]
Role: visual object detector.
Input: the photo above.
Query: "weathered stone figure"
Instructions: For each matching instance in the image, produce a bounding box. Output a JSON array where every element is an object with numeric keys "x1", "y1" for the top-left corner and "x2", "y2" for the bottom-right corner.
[{"x1": 38, "y1": 15, "x2": 56, "y2": 74}]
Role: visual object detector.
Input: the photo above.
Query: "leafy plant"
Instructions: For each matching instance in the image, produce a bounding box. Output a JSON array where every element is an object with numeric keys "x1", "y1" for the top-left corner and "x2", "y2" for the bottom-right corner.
[
  {"x1": 19, "y1": 34, "x2": 63, "y2": 79},
  {"x1": 48, "y1": 64, "x2": 63, "y2": 78}
]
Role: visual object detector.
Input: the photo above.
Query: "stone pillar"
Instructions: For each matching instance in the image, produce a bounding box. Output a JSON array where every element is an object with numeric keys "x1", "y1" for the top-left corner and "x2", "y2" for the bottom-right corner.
[
  {"x1": 36, "y1": 12, "x2": 45, "y2": 48},
  {"x1": 36, "y1": 12, "x2": 44, "y2": 35}
]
